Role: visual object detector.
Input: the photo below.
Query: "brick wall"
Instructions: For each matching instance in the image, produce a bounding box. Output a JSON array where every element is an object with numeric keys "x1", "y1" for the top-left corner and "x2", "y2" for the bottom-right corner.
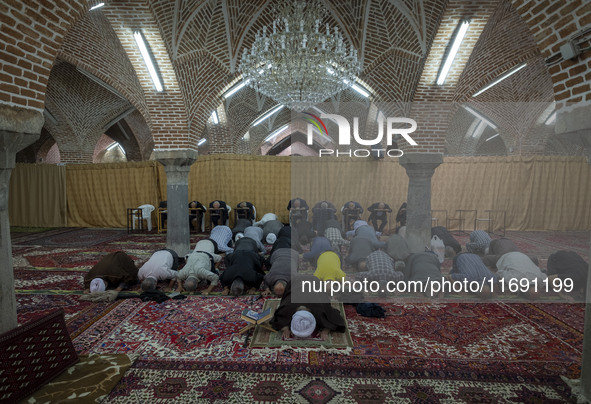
[
  {"x1": 0, "y1": 0, "x2": 86, "y2": 111},
  {"x1": 512, "y1": 0, "x2": 591, "y2": 110}
]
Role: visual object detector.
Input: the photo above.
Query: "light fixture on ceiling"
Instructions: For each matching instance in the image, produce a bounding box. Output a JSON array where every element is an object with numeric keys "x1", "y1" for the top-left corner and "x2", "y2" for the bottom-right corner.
[
  {"x1": 472, "y1": 62, "x2": 527, "y2": 97},
  {"x1": 107, "y1": 142, "x2": 125, "y2": 154},
  {"x1": 252, "y1": 105, "x2": 284, "y2": 126},
  {"x1": 545, "y1": 111, "x2": 556, "y2": 125},
  {"x1": 349, "y1": 82, "x2": 370, "y2": 98},
  {"x1": 485, "y1": 133, "x2": 500, "y2": 142},
  {"x1": 437, "y1": 20, "x2": 470, "y2": 85},
  {"x1": 462, "y1": 105, "x2": 497, "y2": 129},
  {"x1": 264, "y1": 124, "x2": 289, "y2": 142},
  {"x1": 240, "y1": 0, "x2": 361, "y2": 112},
  {"x1": 89, "y1": 2, "x2": 105, "y2": 10},
  {"x1": 223, "y1": 80, "x2": 250, "y2": 99},
  {"x1": 198, "y1": 139, "x2": 207, "y2": 146},
  {"x1": 211, "y1": 111, "x2": 219, "y2": 124},
  {"x1": 133, "y1": 31, "x2": 164, "y2": 92}
]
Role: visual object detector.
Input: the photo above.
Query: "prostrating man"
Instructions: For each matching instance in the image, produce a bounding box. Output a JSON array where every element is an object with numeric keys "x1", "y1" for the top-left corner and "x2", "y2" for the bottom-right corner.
[
  {"x1": 232, "y1": 218, "x2": 252, "y2": 241},
  {"x1": 220, "y1": 246, "x2": 265, "y2": 296},
  {"x1": 465, "y1": 230, "x2": 491, "y2": 255},
  {"x1": 263, "y1": 218, "x2": 284, "y2": 244},
  {"x1": 263, "y1": 248, "x2": 300, "y2": 296},
  {"x1": 351, "y1": 221, "x2": 386, "y2": 249},
  {"x1": 209, "y1": 225, "x2": 234, "y2": 254},
  {"x1": 84, "y1": 251, "x2": 138, "y2": 293},
  {"x1": 355, "y1": 249, "x2": 404, "y2": 283},
  {"x1": 547, "y1": 250, "x2": 588, "y2": 296},
  {"x1": 403, "y1": 251, "x2": 443, "y2": 297},
  {"x1": 449, "y1": 253, "x2": 498, "y2": 298},
  {"x1": 138, "y1": 249, "x2": 179, "y2": 291},
  {"x1": 367, "y1": 202, "x2": 392, "y2": 233},
  {"x1": 241, "y1": 226, "x2": 266, "y2": 253},
  {"x1": 385, "y1": 234, "x2": 411, "y2": 271},
  {"x1": 175, "y1": 240, "x2": 221, "y2": 295},
  {"x1": 345, "y1": 236, "x2": 375, "y2": 270},
  {"x1": 303, "y1": 236, "x2": 333, "y2": 264},
  {"x1": 270, "y1": 275, "x2": 346, "y2": 340},
  {"x1": 496, "y1": 251, "x2": 547, "y2": 299},
  {"x1": 209, "y1": 200, "x2": 230, "y2": 227},
  {"x1": 313, "y1": 251, "x2": 346, "y2": 282}
]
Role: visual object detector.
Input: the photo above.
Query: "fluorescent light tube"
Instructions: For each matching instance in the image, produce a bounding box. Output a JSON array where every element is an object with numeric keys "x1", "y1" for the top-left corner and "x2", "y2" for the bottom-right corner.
[
  {"x1": 485, "y1": 133, "x2": 500, "y2": 142},
  {"x1": 223, "y1": 80, "x2": 250, "y2": 99},
  {"x1": 264, "y1": 124, "x2": 289, "y2": 142},
  {"x1": 253, "y1": 105, "x2": 284, "y2": 126},
  {"x1": 473, "y1": 62, "x2": 527, "y2": 97},
  {"x1": 90, "y1": 2, "x2": 104, "y2": 10},
  {"x1": 107, "y1": 142, "x2": 119, "y2": 151},
  {"x1": 133, "y1": 31, "x2": 163, "y2": 92},
  {"x1": 198, "y1": 139, "x2": 207, "y2": 146},
  {"x1": 463, "y1": 105, "x2": 497, "y2": 129},
  {"x1": 211, "y1": 111, "x2": 219, "y2": 124},
  {"x1": 437, "y1": 20, "x2": 470, "y2": 85}
]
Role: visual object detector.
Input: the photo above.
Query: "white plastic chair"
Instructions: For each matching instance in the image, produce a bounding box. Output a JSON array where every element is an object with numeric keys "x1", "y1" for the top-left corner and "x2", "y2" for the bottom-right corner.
[{"x1": 133, "y1": 204, "x2": 155, "y2": 231}]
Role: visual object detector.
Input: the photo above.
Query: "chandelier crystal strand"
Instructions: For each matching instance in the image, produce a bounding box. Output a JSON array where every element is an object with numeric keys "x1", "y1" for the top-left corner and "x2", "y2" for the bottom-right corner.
[{"x1": 240, "y1": 0, "x2": 360, "y2": 112}]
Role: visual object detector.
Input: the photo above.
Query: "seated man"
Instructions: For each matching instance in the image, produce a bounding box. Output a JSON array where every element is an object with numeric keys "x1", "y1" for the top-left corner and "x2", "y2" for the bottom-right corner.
[
  {"x1": 189, "y1": 200, "x2": 207, "y2": 231},
  {"x1": 138, "y1": 249, "x2": 179, "y2": 292},
  {"x1": 209, "y1": 225, "x2": 234, "y2": 254},
  {"x1": 356, "y1": 249, "x2": 404, "y2": 283},
  {"x1": 84, "y1": 251, "x2": 138, "y2": 293},
  {"x1": 209, "y1": 200, "x2": 230, "y2": 227},
  {"x1": 449, "y1": 253, "x2": 498, "y2": 298},
  {"x1": 313, "y1": 251, "x2": 346, "y2": 282},
  {"x1": 367, "y1": 202, "x2": 392, "y2": 233},
  {"x1": 341, "y1": 201, "x2": 363, "y2": 231},
  {"x1": 220, "y1": 248, "x2": 265, "y2": 295},
  {"x1": 263, "y1": 248, "x2": 300, "y2": 296},
  {"x1": 465, "y1": 230, "x2": 492, "y2": 255},
  {"x1": 312, "y1": 201, "x2": 337, "y2": 235},
  {"x1": 395, "y1": 202, "x2": 407, "y2": 228},
  {"x1": 271, "y1": 275, "x2": 346, "y2": 340},
  {"x1": 236, "y1": 201, "x2": 256, "y2": 221},
  {"x1": 547, "y1": 250, "x2": 588, "y2": 296},
  {"x1": 496, "y1": 251, "x2": 547, "y2": 299},
  {"x1": 175, "y1": 240, "x2": 221, "y2": 295},
  {"x1": 288, "y1": 197, "x2": 309, "y2": 226},
  {"x1": 303, "y1": 236, "x2": 332, "y2": 264},
  {"x1": 403, "y1": 251, "x2": 443, "y2": 297}
]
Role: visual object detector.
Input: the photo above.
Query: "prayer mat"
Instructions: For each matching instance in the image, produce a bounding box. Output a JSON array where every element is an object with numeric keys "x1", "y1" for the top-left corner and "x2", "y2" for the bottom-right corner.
[
  {"x1": 103, "y1": 363, "x2": 576, "y2": 403},
  {"x1": 19, "y1": 228, "x2": 127, "y2": 247},
  {"x1": 19, "y1": 354, "x2": 137, "y2": 404},
  {"x1": 0, "y1": 308, "x2": 78, "y2": 404},
  {"x1": 249, "y1": 299, "x2": 353, "y2": 348}
]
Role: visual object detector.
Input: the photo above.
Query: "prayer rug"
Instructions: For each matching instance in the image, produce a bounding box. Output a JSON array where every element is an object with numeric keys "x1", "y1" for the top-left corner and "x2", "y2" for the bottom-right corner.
[
  {"x1": 250, "y1": 299, "x2": 353, "y2": 349},
  {"x1": 14, "y1": 269, "x2": 85, "y2": 290},
  {"x1": 0, "y1": 308, "x2": 79, "y2": 404},
  {"x1": 103, "y1": 364, "x2": 576, "y2": 403},
  {"x1": 19, "y1": 354, "x2": 137, "y2": 404},
  {"x1": 19, "y1": 228, "x2": 127, "y2": 247}
]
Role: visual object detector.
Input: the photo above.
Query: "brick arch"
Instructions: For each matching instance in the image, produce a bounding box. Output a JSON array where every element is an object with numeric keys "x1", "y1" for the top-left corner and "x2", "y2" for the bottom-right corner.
[
  {"x1": 0, "y1": 0, "x2": 87, "y2": 112},
  {"x1": 57, "y1": 11, "x2": 151, "y2": 131},
  {"x1": 511, "y1": 0, "x2": 591, "y2": 110}
]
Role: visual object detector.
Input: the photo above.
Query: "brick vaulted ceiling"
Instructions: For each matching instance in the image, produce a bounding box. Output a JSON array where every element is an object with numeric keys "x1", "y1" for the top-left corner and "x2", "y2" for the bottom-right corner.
[{"x1": 11, "y1": 0, "x2": 588, "y2": 163}]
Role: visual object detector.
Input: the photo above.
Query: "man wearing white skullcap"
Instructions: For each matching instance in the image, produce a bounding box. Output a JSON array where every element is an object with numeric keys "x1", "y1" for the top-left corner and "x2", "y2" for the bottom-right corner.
[
  {"x1": 90, "y1": 278, "x2": 106, "y2": 293},
  {"x1": 290, "y1": 309, "x2": 316, "y2": 337},
  {"x1": 84, "y1": 251, "x2": 138, "y2": 293}
]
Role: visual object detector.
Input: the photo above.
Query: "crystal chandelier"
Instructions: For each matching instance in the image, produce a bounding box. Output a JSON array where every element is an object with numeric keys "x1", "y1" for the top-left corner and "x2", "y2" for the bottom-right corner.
[{"x1": 240, "y1": 0, "x2": 361, "y2": 112}]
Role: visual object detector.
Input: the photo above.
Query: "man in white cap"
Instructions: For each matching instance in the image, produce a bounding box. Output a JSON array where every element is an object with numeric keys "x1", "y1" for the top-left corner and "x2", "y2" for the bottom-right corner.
[
  {"x1": 271, "y1": 275, "x2": 346, "y2": 340},
  {"x1": 174, "y1": 240, "x2": 221, "y2": 295},
  {"x1": 138, "y1": 249, "x2": 179, "y2": 292},
  {"x1": 84, "y1": 251, "x2": 138, "y2": 293}
]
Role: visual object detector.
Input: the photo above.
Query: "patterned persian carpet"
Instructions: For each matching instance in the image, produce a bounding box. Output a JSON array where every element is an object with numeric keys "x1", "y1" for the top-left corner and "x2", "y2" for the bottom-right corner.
[{"x1": 12, "y1": 228, "x2": 590, "y2": 403}]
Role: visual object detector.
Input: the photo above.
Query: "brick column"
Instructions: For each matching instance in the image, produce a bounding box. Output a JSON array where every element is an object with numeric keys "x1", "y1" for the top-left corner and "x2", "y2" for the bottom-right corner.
[
  {"x1": 155, "y1": 149, "x2": 198, "y2": 256},
  {"x1": 0, "y1": 105, "x2": 42, "y2": 333},
  {"x1": 399, "y1": 153, "x2": 443, "y2": 253}
]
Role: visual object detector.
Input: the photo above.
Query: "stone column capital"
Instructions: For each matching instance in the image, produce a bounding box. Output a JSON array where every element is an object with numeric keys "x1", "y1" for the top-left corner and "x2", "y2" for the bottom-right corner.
[
  {"x1": 155, "y1": 149, "x2": 198, "y2": 185},
  {"x1": 399, "y1": 152, "x2": 443, "y2": 177}
]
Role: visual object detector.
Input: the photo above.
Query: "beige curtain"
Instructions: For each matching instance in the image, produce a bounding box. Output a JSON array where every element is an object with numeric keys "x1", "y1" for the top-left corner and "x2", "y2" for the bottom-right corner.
[
  {"x1": 9, "y1": 163, "x2": 66, "y2": 227},
  {"x1": 8, "y1": 156, "x2": 591, "y2": 231},
  {"x1": 66, "y1": 161, "x2": 161, "y2": 227}
]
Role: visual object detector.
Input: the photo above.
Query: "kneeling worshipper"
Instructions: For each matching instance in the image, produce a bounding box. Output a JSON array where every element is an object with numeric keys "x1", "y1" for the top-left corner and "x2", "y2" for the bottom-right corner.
[
  {"x1": 263, "y1": 218, "x2": 284, "y2": 244},
  {"x1": 175, "y1": 240, "x2": 221, "y2": 295},
  {"x1": 263, "y1": 248, "x2": 300, "y2": 296},
  {"x1": 84, "y1": 251, "x2": 139, "y2": 293},
  {"x1": 254, "y1": 212, "x2": 278, "y2": 227},
  {"x1": 324, "y1": 219, "x2": 350, "y2": 249},
  {"x1": 345, "y1": 237, "x2": 375, "y2": 270},
  {"x1": 547, "y1": 250, "x2": 588, "y2": 296},
  {"x1": 403, "y1": 251, "x2": 444, "y2": 297},
  {"x1": 269, "y1": 226, "x2": 295, "y2": 256},
  {"x1": 386, "y1": 234, "x2": 411, "y2": 271},
  {"x1": 220, "y1": 248, "x2": 265, "y2": 296},
  {"x1": 138, "y1": 249, "x2": 179, "y2": 291},
  {"x1": 313, "y1": 251, "x2": 346, "y2": 282},
  {"x1": 270, "y1": 275, "x2": 346, "y2": 340},
  {"x1": 239, "y1": 226, "x2": 266, "y2": 253},
  {"x1": 465, "y1": 230, "x2": 492, "y2": 255},
  {"x1": 496, "y1": 251, "x2": 547, "y2": 299},
  {"x1": 303, "y1": 236, "x2": 333, "y2": 264},
  {"x1": 232, "y1": 218, "x2": 252, "y2": 241},
  {"x1": 449, "y1": 253, "x2": 498, "y2": 298},
  {"x1": 209, "y1": 225, "x2": 234, "y2": 254},
  {"x1": 355, "y1": 249, "x2": 404, "y2": 283}
]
